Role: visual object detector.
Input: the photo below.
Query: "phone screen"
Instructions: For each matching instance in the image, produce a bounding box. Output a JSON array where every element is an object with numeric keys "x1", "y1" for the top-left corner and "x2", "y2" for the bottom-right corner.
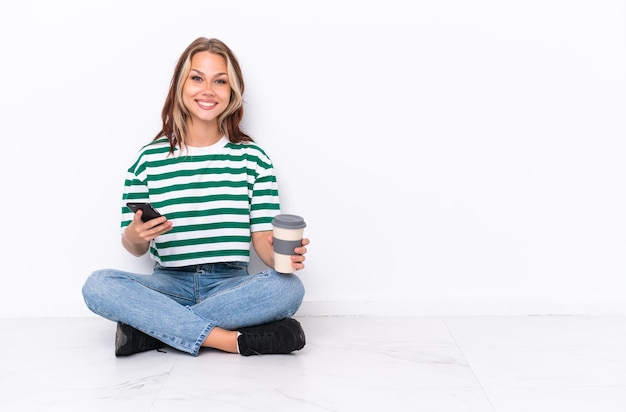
[{"x1": 126, "y1": 202, "x2": 162, "y2": 222}]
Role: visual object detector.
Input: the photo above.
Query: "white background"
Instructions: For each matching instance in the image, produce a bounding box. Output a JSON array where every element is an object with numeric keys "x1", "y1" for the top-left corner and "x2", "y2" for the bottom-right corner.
[{"x1": 0, "y1": 0, "x2": 624, "y2": 317}]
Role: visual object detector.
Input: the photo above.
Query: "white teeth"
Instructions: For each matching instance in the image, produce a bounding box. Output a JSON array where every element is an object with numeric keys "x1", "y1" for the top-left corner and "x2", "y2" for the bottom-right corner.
[{"x1": 198, "y1": 101, "x2": 216, "y2": 107}]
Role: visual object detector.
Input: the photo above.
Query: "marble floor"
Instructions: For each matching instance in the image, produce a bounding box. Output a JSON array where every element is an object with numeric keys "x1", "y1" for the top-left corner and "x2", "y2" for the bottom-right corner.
[{"x1": 1, "y1": 315, "x2": 626, "y2": 411}]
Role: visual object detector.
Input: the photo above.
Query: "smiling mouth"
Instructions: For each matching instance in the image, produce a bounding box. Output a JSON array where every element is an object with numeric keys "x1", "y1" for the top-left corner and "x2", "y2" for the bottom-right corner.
[{"x1": 197, "y1": 101, "x2": 216, "y2": 108}]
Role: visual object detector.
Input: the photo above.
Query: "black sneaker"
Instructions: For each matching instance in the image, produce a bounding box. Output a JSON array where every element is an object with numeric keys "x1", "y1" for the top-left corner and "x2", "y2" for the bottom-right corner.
[
  {"x1": 237, "y1": 318, "x2": 306, "y2": 356},
  {"x1": 115, "y1": 322, "x2": 164, "y2": 357}
]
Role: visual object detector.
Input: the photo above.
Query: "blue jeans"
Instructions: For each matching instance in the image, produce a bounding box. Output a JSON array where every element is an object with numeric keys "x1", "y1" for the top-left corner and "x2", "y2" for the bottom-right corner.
[{"x1": 81, "y1": 262, "x2": 305, "y2": 356}]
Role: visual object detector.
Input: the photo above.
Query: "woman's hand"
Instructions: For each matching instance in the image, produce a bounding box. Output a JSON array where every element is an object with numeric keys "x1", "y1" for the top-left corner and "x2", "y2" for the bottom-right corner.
[
  {"x1": 252, "y1": 232, "x2": 310, "y2": 271},
  {"x1": 268, "y1": 235, "x2": 310, "y2": 271},
  {"x1": 122, "y1": 209, "x2": 173, "y2": 256},
  {"x1": 290, "y1": 238, "x2": 309, "y2": 271}
]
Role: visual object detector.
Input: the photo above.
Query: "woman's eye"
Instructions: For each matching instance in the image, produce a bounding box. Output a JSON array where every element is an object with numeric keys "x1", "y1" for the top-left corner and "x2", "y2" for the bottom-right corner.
[
  {"x1": 215, "y1": 79, "x2": 227, "y2": 85},
  {"x1": 191, "y1": 75, "x2": 202, "y2": 81}
]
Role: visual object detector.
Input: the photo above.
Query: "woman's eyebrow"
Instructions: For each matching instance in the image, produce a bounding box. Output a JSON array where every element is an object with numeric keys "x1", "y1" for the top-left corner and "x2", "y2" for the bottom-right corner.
[{"x1": 190, "y1": 69, "x2": 227, "y2": 77}]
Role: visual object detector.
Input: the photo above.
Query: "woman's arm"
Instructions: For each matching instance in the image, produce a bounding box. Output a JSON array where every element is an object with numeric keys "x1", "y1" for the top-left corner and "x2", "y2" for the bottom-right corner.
[{"x1": 251, "y1": 231, "x2": 275, "y2": 268}]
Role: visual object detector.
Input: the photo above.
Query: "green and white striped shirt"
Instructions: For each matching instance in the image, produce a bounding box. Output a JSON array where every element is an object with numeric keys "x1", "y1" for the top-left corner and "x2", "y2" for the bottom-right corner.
[{"x1": 121, "y1": 136, "x2": 280, "y2": 267}]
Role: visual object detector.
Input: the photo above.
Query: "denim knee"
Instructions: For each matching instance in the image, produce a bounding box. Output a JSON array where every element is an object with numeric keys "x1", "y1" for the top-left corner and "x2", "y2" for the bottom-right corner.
[
  {"x1": 81, "y1": 269, "x2": 115, "y2": 310},
  {"x1": 270, "y1": 270, "x2": 305, "y2": 314}
]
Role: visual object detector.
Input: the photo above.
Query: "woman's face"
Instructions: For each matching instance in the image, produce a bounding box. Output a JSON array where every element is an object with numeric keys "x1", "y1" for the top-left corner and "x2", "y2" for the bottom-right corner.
[{"x1": 182, "y1": 51, "x2": 231, "y2": 126}]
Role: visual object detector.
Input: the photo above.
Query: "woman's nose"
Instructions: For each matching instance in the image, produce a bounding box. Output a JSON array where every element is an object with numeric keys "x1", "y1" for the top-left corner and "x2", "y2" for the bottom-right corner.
[{"x1": 202, "y1": 84, "x2": 216, "y2": 96}]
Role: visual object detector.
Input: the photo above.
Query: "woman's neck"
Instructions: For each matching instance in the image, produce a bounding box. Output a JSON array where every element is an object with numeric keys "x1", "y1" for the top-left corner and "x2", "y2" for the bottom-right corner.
[{"x1": 186, "y1": 121, "x2": 222, "y2": 147}]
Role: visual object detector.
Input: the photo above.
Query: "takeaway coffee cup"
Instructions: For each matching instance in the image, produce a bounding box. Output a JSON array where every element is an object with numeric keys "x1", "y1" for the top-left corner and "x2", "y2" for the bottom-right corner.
[{"x1": 272, "y1": 214, "x2": 307, "y2": 273}]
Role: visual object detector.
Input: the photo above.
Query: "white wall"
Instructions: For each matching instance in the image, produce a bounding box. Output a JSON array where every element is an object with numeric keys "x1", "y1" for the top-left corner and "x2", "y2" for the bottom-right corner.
[{"x1": 1, "y1": 0, "x2": 624, "y2": 318}]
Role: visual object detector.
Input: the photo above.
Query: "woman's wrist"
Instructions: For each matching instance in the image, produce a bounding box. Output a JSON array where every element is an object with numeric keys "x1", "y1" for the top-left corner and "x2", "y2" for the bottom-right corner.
[{"x1": 121, "y1": 231, "x2": 149, "y2": 256}]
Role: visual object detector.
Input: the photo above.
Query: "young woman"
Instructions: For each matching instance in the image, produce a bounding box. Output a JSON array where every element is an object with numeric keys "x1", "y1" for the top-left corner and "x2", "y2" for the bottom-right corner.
[{"x1": 82, "y1": 37, "x2": 309, "y2": 357}]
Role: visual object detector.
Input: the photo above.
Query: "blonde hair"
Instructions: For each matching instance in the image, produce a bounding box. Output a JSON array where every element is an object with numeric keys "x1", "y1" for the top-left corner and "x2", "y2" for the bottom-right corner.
[{"x1": 155, "y1": 37, "x2": 251, "y2": 153}]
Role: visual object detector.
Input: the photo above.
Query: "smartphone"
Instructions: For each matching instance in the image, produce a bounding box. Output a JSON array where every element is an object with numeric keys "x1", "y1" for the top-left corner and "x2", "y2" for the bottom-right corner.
[{"x1": 126, "y1": 202, "x2": 163, "y2": 222}]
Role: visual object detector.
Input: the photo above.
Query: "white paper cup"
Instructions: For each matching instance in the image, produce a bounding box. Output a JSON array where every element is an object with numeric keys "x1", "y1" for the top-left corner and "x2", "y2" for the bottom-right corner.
[{"x1": 272, "y1": 214, "x2": 307, "y2": 273}]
